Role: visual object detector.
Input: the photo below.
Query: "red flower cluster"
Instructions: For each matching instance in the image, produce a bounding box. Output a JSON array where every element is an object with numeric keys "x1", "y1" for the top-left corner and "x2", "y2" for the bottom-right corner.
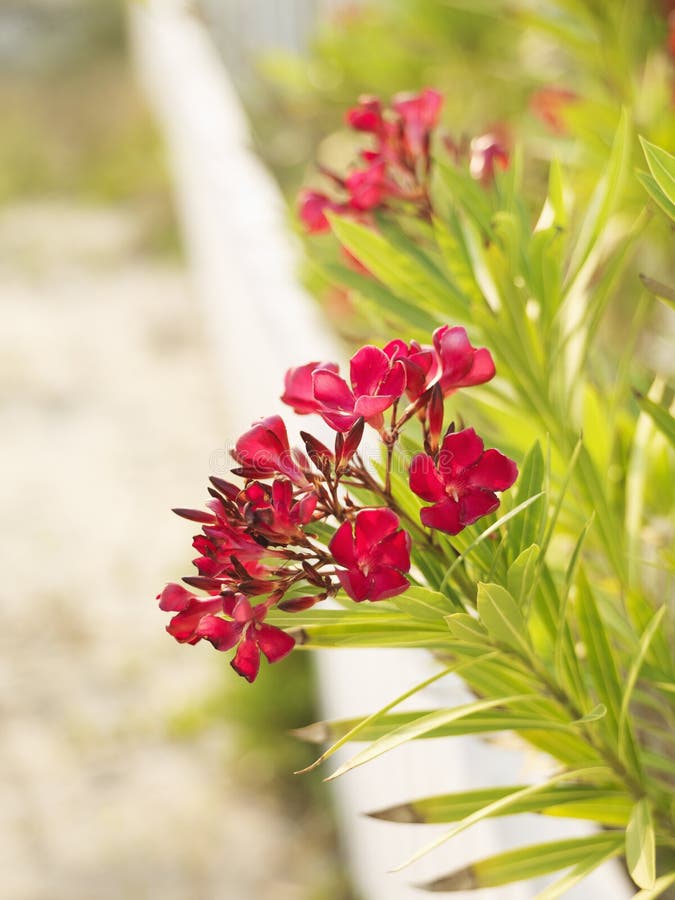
[
  {"x1": 158, "y1": 321, "x2": 517, "y2": 681},
  {"x1": 282, "y1": 326, "x2": 494, "y2": 432},
  {"x1": 298, "y1": 88, "x2": 443, "y2": 233}
]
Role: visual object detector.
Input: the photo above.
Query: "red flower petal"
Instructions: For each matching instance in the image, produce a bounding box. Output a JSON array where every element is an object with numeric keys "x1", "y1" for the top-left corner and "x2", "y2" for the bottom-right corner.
[
  {"x1": 312, "y1": 367, "x2": 355, "y2": 412},
  {"x1": 467, "y1": 448, "x2": 519, "y2": 492},
  {"x1": 353, "y1": 393, "x2": 399, "y2": 420},
  {"x1": 366, "y1": 568, "x2": 410, "y2": 601},
  {"x1": 231, "y1": 635, "x2": 260, "y2": 682},
  {"x1": 196, "y1": 615, "x2": 241, "y2": 650},
  {"x1": 350, "y1": 345, "x2": 391, "y2": 398},
  {"x1": 354, "y1": 508, "x2": 400, "y2": 559},
  {"x1": 158, "y1": 583, "x2": 194, "y2": 612},
  {"x1": 376, "y1": 528, "x2": 412, "y2": 572},
  {"x1": 420, "y1": 498, "x2": 463, "y2": 534},
  {"x1": 281, "y1": 361, "x2": 338, "y2": 414},
  {"x1": 438, "y1": 428, "x2": 484, "y2": 477},
  {"x1": 256, "y1": 623, "x2": 296, "y2": 663},
  {"x1": 433, "y1": 326, "x2": 474, "y2": 389},
  {"x1": 409, "y1": 453, "x2": 446, "y2": 502},
  {"x1": 336, "y1": 568, "x2": 370, "y2": 602},
  {"x1": 454, "y1": 347, "x2": 495, "y2": 388},
  {"x1": 460, "y1": 488, "x2": 500, "y2": 525},
  {"x1": 328, "y1": 520, "x2": 357, "y2": 568}
]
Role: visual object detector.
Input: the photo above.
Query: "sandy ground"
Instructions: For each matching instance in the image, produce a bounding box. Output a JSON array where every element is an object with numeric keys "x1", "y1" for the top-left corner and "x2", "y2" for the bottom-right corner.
[{"x1": 0, "y1": 203, "x2": 331, "y2": 900}]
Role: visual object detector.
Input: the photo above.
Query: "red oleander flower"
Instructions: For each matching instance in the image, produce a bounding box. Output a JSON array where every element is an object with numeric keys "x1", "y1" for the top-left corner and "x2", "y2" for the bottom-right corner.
[
  {"x1": 298, "y1": 190, "x2": 347, "y2": 234},
  {"x1": 312, "y1": 344, "x2": 407, "y2": 432},
  {"x1": 329, "y1": 508, "x2": 411, "y2": 602},
  {"x1": 345, "y1": 160, "x2": 398, "y2": 211},
  {"x1": 346, "y1": 95, "x2": 385, "y2": 134},
  {"x1": 409, "y1": 428, "x2": 518, "y2": 534},
  {"x1": 233, "y1": 415, "x2": 310, "y2": 487},
  {"x1": 392, "y1": 88, "x2": 443, "y2": 160},
  {"x1": 469, "y1": 132, "x2": 510, "y2": 185},
  {"x1": 433, "y1": 325, "x2": 496, "y2": 395},
  {"x1": 281, "y1": 361, "x2": 339, "y2": 414},
  {"x1": 164, "y1": 589, "x2": 295, "y2": 682},
  {"x1": 383, "y1": 338, "x2": 437, "y2": 400},
  {"x1": 242, "y1": 478, "x2": 318, "y2": 542},
  {"x1": 159, "y1": 583, "x2": 224, "y2": 644}
]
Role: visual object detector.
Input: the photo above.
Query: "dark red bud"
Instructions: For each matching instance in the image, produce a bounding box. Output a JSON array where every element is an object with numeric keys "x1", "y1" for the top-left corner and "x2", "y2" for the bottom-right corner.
[
  {"x1": 427, "y1": 384, "x2": 444, "y2": 455},
  {"x1": 338, "y1": 417, "x2": 365, "y2": 470},
  {"x1": 182, "y1": 575, "x2": 223, "y2": 591},
  {"x1": 278, "y1": 595, "x2": 323, "y2": 613},
  {"x1": 172, "y1": 508, "x2": 217, "y2": 524},
  {"x1": 300, "y1": 430, "x2": 334, "y2": 470},
  {"x1": 208, "y1": 476, "x2": 241, "y2": 500}
]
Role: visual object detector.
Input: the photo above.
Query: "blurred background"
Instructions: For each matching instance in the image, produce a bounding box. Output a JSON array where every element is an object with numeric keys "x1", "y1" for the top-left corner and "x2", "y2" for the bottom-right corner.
[
  {"x1": 0, "y1": 1, "x2": 353, "y2": 898},
  {"x1": 1, "y1": 1, "x2": 672, "y2": 898}
]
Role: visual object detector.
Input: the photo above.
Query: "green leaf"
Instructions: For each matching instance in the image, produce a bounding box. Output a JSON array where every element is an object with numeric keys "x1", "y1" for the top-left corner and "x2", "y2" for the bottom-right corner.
[
  {"x1": 575, "y1": 572, "x2": 624, "y2": 731},
  {"x1": 636, "y1": 170, "x2": 675, "y2": 220},
  {"x1": 394, "y1": 767, "x2": 612, "y2": 871},
  {"x1": 635, "y1": 392, "x2": 675, "y2": 450},
  {"x1": 640, "y1": 137, "x2": 675, "y2": 206},
  {"x1": 368, "y1": 784, "x2": 631, "y2": 826},
  {"x1": 567, "y1": 108, "x2": 631, "y2": 280},
  {"x1": 507, "y1": 544, "x2": 541, "y2": 607},
  {"x1": 324, "y1": 694, "x2": 537, "y2": 781},
  {"x1": 631, "y1": 872, "x2": 675, "y2": 898},
  {"x1": 618, "y1": 606, "x2": 667, "y2": 761},
  {"x1": 440, "y1": 493, "x2": 544, "y2": 591},
  {"x1": 417, "y1": 833, "x2": 625, "y2": 891},
  {"x1": 328, "y1": 214, "x2": 468, "y2": 320},
  {"x1": 626, "y1": 799, "x2": 656, "y2": 890},
  {"x1": 508, "y1": 441, "x2": 546, "y2": 556},
  {"x1": 477, "y1": 582, "x2": 532, "y2": 656},
  {"x1": 535, "y1": 841, "x2": 624, "y2": 899},
  {"x1": 391, "y1": 586, "x2": 458, "y2": 622}
]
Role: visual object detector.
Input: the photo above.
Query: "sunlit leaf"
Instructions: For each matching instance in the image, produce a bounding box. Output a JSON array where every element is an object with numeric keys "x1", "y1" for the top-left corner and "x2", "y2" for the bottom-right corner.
[{"x1": 626, "y1": 799, "x2": 656, "y2": 890}]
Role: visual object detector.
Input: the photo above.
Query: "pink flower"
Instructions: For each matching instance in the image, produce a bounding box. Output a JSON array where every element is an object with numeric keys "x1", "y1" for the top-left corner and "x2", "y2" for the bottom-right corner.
[
  {"x1": 281, "y1": 361, "x2": 339, "y2": 415},
  {"x1": 298, "y1": 190, "x2": 347, "y2": 234},
  {"x1": 159, "y1": 585, "x2": 295, "y2": 681},
  {"x1": 233, "y1": 415, "x2": 309, "y2": 487},
  {"x1": 312, "y1": 345, "x2": 407, "y2": 431},
  {"x1": 346, "y1": 95, "x2": 384, "y2": 134},
  {"x1": 409, "y1": 428, "x2": 518, "y2": 535},
  {"x1": 159, "y1": 583, "x2": 224, "y2": 644},
  {"x1": 432, "y1": 326, "x2": 495, "y2": 395},
  {"x1": 242, "y1": 478, "x2": 318, "y2": 542},
  {"x1": 392, "y1": 88, "x2": 443, "y2": 159},
  {"x1": 345, "y1": 160, "x2": 397, "y2": 211},
  {"x1": 329, "y1": 508, "x2": 411, "y2": 602},
  {"x1": 384, "y1": 338, "x2": 438, "y2": 400},
  {"x1": 469, "y1": 133, "x2": 510, "y2": 185}
]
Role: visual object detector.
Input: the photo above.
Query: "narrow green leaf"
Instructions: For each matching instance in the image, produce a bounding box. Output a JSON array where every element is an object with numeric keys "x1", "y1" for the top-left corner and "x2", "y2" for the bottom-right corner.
[
  {"x1": 535, "y1": 841, "x2": 624, "y2": 899},
  {"x1": 635, "y1": 393, "x2": 675, "y2": 450},
  {"x1": 640, "y1": 137, "x2": 675, "y2": 205},
  {"x1": 446, "y1": 613, "x2": 488, "y2": 644},
  {"x1": 509, "y1": 441, "x2": 546, "y2": 556},
  {"x1": 417, "y1": 833, "x2": 624, "y2": 891},
  {"x1": 507, "y1": 544, "x2": 541, "y2": 607},
  {"x1": 636, "y1": 171, "x2": 675, "y2": 220},
  {"x1": 576, "y1": 572, "x2": 624, "y2": 730},
  {"x1": 369, "y1": 784, "x2": 630, "y2": 826},
  {"x1": 324, "y1": 694, "x2": 536, "y2": 781},
  {"x1": 440, "y1": 492, "x2": 544, "y2": 590},
  {"x1": 391, "y1": 586, "x2": 458, "y2": 622},
  {"x1": 618, "y1": 607, "x2": 667, "y2": 761},
  {"x1": 394, "y1": 767, "x2": 611, "y2": 871},
  {"x1": 477, "y1": 583, "x2": 532, "y2": 657},
  {"x1": 568, "y1": 109, "x2": 631, "y2": 279},
  {"x1": 626, "y1": 799, "x2": 656, "y2": 890}
]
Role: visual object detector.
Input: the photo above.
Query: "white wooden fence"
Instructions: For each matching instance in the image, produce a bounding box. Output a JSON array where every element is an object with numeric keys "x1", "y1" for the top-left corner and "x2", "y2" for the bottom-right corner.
[{"x1": 130, "y1": 4, "x2": 632, "y2": 898}]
